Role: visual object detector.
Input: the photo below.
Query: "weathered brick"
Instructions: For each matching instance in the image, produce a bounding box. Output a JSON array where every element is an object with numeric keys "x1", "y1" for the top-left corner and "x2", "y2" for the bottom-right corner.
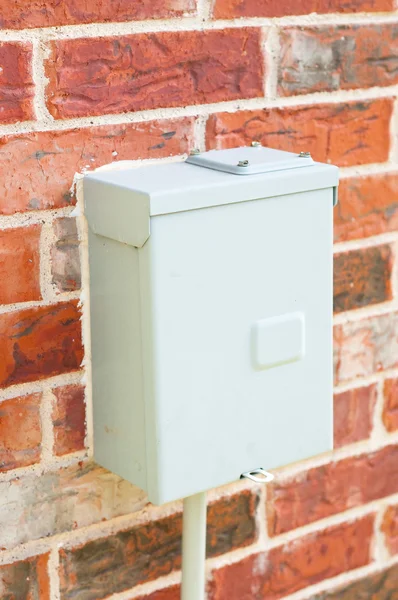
[
  {"x1": 0, "y1": 119, "x2": 193, "y2": 215},
  {"x1": 0, "y1": 0, "x2": 196, "y2": 29},
  {"x1": 267, "y1": 445, "x2": 398, "y2": 536},
  {"x1": 207, "y1": 99, "x2": 392, "y2": 167},
  {"x1": 334, "y1": 384, "x2": 377, "y2": 448},
  {"x1": 135, "y1": 587, "x2": 180, "y2": 600},
  {"x1": 213, "y1": 0, "x2": 393, "y2": 18},
  {"x1": 383, "y1": 377, "x2": 398, "y2": 432},
  {"x1": 334, "y1": 312, "x2": 398, "y2": 384},
  {"x1": 0, "y1": 461, "x2": 147, "y2": 550},
  {"x1": 209, "y1": 516, "x2": 374, "y2": 600},
  {"x1": 60, "y1": 491, "x2": 257, "y2": 600},
  {"x1": 0, "y1": 42, "x2": 34, "y2": 124},
  {"x1": 335, "y1": 173, "x2": 398, "y2": 242},
  {"x1": 0, "y1": 553, "x2": 50, "y2": 600},
  {"x1": 0, "y1": 301, "x2": 83, "y2": 388},
  {"x1": 0, "y1": 225, "x2": 41, "y2": 304},
  {"x1": 0, "y1": 393, "x2": 41, "y2": 471},
  {"x1": 278, "y1": 25, "x2": 398, "y2": 96},
  {"x1": 308, "y1": 564, "x2": 398, "y2": 600},
  {"x1": 333, "y1": 245, "x2": 392, "y2": 313},
  {"x1": 51, "y1": 218, "x2": 81, "y2": 293},
  {"x1": 52, "y1": 384, "x2": 86, "y2": 456},
  {"x1": 382, "y1": 505, "x2": 398, "y2": 555},
  {"x1": 45, "y1": 30, "x2": 263, "y2": 119}
]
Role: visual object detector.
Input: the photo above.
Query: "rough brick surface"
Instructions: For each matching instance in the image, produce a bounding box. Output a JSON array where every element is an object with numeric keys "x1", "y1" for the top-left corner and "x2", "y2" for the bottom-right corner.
[
  {"x1": 383, "y1": 378, "x2": 398, "y2": 432},
  {"x1": 308, "y1": 564, "x2": 398, "y2": 600},
  {"x1": 0, "y1": 301, "x2": 83, "y2": 387},
  {"x1": 0, "y1": 0, "x2": 196, "y2": 29},
  {"x1": 334, "y1": 312, "x2": 398, "y2": 384},
  {"x1": 0, "y1": 42, "x2": 34, "y2": 124},
  {"x1": 0, "y1": 119, "x2": 193, "y2": 215},
  {"x1": 0, "y1": 393, "x2": 42, "y2": 471},
  {"x1": 382, "y1": 505, "x2": 398, "y2": 555},
  {"x1": 60, "y1": 491, "x2": 257, "y2": 600},
  {"x1": 334, "y1": 384, "x2": 377, "y2": 448},
  {"x1": 52, "y1": 384, "x2": 86, "y2": 455},
  {"x1": 51, "y1": 218, "x2": 81, "y2": 292},
  {"x1": 0, "y1": 553, "x2": 50, "y2": 600},
  {"x1": 209, "y1": 516, "x2": 374, "y2": 600},
  {"x1": 212, "y1": 0, "x2": 393, "y2": 18},
  {"x1": 267, "y1": 445, "x2": 398, "y2": 536},
  {"x1": 207, "y1": 99, "x2": 392, "y2": 167},
  {"x1": 136, "y1": 587, "x2": 180, "y2": 600},
  {"x1": 278, "y1": 25, "x2": 398, "y2": 96},
  {"x1": 333, "y1": 246, "x2": 392, "y2": 313},
  {"x1": 0, "y1": 225, "x2": 41, "y2": 304},
  {"x1": 335, "y1": 173, "x2": 398, "y2": 242},
  {"x1": 0, "y1": 461, "x2": 147, "y2": 550},
  {"x1": 45, "y1": 30, "x2": 263, "y2": 119}
]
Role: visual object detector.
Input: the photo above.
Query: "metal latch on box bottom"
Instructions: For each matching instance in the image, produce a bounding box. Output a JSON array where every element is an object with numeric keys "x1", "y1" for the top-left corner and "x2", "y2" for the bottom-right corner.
[{"x1": 241, "y1": 468, "x2": 274, "y2": 483}]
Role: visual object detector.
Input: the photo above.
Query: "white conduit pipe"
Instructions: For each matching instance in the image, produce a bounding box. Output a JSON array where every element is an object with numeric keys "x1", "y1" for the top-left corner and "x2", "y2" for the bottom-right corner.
[{"x1": 181, "y1": 492, "x2": 207, "y2": 600}]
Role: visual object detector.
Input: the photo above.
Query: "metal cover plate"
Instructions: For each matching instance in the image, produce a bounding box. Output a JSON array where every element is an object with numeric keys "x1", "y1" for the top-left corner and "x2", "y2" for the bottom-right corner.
[{"x1": 186, "y1": 146, "x2": 313, "y2": 175}]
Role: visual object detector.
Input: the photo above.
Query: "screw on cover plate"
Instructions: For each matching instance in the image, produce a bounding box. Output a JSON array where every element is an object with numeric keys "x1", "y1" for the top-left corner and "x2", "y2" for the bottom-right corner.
[
  {"x1": 298, "y1": 151, "x2": 311, "y2": 158},
  {"x1": 190, "y1": 148, "x2": 201, "y2": 156},
  {"x1": 238, "y1": 160, "x2": 249, "y2": 167},
  {"x1": 251, "y1": 141, "x2": 262, "y2": 147}
]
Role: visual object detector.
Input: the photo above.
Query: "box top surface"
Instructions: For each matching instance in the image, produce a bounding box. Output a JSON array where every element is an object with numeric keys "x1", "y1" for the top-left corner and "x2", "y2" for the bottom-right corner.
[{"x1": 85, "y1": 146, "x2": 338, "y2": 215}]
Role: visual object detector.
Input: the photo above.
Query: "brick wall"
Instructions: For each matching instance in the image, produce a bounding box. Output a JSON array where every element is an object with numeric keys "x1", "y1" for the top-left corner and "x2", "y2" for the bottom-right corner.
[{"x1": 0, "y1": 1, "x2": 398, "y2": 598}]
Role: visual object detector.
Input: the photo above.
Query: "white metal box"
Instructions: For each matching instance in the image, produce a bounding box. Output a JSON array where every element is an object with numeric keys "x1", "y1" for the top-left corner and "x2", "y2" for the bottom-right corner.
[{"x1": 84, "y1": 146, "x2": 338, "y2": 505}]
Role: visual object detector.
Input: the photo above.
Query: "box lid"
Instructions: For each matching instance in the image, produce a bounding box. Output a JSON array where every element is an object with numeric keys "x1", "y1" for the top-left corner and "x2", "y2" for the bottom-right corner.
[{"x1": 84, "y1": 146, "x2": 338, "y2": 247}]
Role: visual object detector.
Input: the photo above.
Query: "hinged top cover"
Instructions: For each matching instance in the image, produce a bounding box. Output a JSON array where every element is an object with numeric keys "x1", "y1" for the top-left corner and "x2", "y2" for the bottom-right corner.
[
  {"x1": 84, "y1": 145, "x2": 338, "y2": 248},
  {"x1": 186, "y1": 146, "x2": 313, "y2": 175}
]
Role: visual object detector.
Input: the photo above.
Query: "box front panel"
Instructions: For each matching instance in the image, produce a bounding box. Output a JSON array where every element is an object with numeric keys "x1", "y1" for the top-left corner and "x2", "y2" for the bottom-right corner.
[{"x1": 146, "y1": 188, "x2": 333, "y2": 503}]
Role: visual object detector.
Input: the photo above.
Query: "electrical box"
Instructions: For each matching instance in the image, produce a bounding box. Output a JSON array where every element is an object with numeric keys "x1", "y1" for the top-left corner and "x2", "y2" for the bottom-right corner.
[{"x1": 84, "y1": 146, "x2": 338, "y2": 505}]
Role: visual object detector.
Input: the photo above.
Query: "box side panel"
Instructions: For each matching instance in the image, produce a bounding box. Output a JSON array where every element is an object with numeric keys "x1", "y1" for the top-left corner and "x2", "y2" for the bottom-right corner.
[
  {"x1": 137, "y1": 242, "x2": 161, "y2": 503},
  {"x1": 88, "y1": 229, "x2": 147, "y2": 492},
  {"x1": 147, "y1": 188, "x2": 333, "y2": 504}
]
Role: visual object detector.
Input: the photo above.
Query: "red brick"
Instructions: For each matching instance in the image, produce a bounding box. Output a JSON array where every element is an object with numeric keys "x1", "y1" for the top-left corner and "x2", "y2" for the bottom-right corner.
[
  {"x1": 335, "y1": 173, "x2": 398, "y2": 242},
  {"x1": 382, "y1": 505, "x2": 398, "y2": 555},
  {"x1": 0, "y1": 301, "x2": 83, "y2": 388},
  {"x1": 51, "y1": 218, "x2": 80, "y2": 292},
  {"x1": 0, "y1": 553, "x2": 50, "y2": 600},
  {"x1": 0, "y1": 462, "x2": 147, "y2": 550},
  {"x1": 0, "y1": 42, "x2": 34, "y2": 124},
  {"x1": 383, "y1": 377, "x2": 398, "y2": 432},
  {"x1": 306, "y1": 564, "x2": 398, "y2": 600},
  {"x1": 135, "y1": 587, "x2": 180, "y2": 600},
  {"x1": 213, "y1": 0, "x2": 393, "y2": 18},
  {"x1": 0, "y1": 0, "x2": 196, "y2": 29},
  {"x1": 0, "y1": 393, "x2": 41, "y2": 471},
  {"x1": 0, "y1": 225, "x2": 41, "y2": 304},
  {"x1": 333, "y1": 245, "x2": 392, "y2": 313},
  {"x1": 45, "y1": 30, "x2": 263, "y2": 119},
  {"x1": 267, "y1": 445, "x2": 398, "y2": 535},
  {"x1": 334, "y1": 312, "x2": 398, "y2": 384},
  {"x1": 60, "y1": 491, "x2": 257, "y2": 599},
  {"x1": 207, "y1": 99, "x2": 392, "y2": 167},
  {"x1": 0, "y1": 119, "x2": 193, "y2": 215},
  {"x1": 334, "y1": 384, "x2": 377, "y2": 448},
  {"x1": 52, "y1": 384, "x2": 86, "y2": 456},
  {"x1": 278, "y1": 25, "x2": 398, "y2": 96},
  {"x1": 209, "y1": 516, "x2": 374, "y2": 600}
]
